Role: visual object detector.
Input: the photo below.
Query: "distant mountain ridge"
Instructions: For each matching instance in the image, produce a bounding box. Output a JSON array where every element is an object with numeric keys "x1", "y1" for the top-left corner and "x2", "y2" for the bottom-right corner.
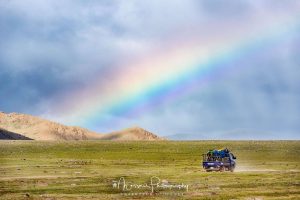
[{"x1": 0, "y1": 112, "x2": 163, "y2": 141}]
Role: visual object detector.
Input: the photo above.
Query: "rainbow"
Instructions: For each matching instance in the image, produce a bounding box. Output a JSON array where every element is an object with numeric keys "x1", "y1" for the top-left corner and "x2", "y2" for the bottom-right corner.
[{"x1": 56, "y1": 16, "x2": 299, "y2": 130}]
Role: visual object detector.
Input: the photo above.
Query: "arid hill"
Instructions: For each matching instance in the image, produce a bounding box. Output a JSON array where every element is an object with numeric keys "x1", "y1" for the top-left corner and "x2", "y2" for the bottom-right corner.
[
  {"x1": 0, "y1": 112, "x2": 102, "y2": 140},
  {"x1": 0, "y1": 112, "x2": 163, "y2": 141},
  {"x1": 102, "y1": 127, "x2": 164, "y2": 141}
]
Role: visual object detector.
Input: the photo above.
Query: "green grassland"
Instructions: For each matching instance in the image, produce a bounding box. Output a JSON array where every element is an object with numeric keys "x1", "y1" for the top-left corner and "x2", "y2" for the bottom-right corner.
[{"x1": 0, "y1": 140, "x2": 299, "y2": 199}]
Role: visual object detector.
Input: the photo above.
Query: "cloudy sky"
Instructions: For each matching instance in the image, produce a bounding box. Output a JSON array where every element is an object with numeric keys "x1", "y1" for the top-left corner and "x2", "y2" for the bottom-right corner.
[{"x1": 0, "y1": 0, "x2": 299, "y2": 139}]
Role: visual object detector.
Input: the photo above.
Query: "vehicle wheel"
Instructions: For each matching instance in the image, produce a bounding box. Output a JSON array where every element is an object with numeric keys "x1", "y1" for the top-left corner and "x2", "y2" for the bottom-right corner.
[
  {"x1": 220, "y1": 166, "x2": 225, "y2": 172},
  {"x1": 230, "y1": 167, "x2": 235, "y2": 172}
]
